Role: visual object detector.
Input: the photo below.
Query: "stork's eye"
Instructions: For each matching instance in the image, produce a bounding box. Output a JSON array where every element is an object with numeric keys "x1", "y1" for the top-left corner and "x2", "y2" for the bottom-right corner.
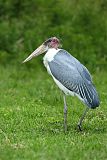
[
  {"x1": 44, "y1": 38, "x2": 52, "y2": 45},
  {"x1": 47, "y1": 39, "x2": 52, "y2": 43}
]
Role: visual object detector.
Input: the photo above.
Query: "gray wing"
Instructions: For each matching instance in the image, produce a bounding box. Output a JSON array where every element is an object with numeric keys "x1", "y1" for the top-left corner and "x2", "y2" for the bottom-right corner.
[{"x1": 48, "y1": 49, "x2": 99, "y2": 108}]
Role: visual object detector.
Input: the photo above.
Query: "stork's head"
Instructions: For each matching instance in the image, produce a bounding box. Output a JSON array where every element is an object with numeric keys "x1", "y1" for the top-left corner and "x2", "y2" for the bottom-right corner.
[
  {"x1": 23, "y1": 37, "x2": 60, "y2": 63},
  {"x1": 44, "y1": 37, "x2": 60, "y2": 49}
]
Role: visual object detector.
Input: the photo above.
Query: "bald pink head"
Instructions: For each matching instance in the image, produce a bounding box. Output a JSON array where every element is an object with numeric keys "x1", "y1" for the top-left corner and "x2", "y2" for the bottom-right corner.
[{"x1": 44, "y1": 37, "x2": 60, "y2": 49}]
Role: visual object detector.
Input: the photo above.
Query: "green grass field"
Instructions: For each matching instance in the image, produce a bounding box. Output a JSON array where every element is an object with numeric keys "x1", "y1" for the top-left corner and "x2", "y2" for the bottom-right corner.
[{"x1": 0, "y1": 63, "x2": 107, "y2": 160}]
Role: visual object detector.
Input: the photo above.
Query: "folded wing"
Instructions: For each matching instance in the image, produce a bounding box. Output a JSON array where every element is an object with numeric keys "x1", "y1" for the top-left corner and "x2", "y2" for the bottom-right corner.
[{"x1": 48, "y1": 49, "x2": 100, "y2": 108}]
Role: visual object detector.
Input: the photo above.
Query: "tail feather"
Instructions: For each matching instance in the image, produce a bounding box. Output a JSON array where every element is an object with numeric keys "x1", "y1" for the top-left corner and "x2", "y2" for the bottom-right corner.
[
  {"x1": 84, "y1": 84, "x2": 100, "y2": 109},
  {"x1": 78, "y1": 83, "x2": 100, "y2": 109}
]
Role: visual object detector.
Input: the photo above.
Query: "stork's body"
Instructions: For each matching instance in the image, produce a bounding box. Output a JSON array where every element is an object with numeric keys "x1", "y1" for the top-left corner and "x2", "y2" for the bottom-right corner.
[
  {"x1": 43, "y1": 48, "x2": 99, "y2": 108},
  {"x1": 23, "y1": 37, "x2": 100, "y2": 131}
]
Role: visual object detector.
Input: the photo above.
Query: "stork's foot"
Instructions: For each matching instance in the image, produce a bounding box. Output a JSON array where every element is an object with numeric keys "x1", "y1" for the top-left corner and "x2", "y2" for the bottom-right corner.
[
  {"x1": 77, "y1": 107, "x2": 89, "y2": 132},
  {"x1": 77, "y1": 124, "x2": 82, "y2": 131}
]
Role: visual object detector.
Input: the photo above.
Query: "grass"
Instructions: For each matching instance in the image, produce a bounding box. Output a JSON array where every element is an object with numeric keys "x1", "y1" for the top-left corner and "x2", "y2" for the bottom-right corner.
[{"x1": 0, "y1": 63, "x2": 107, "y2": 160}]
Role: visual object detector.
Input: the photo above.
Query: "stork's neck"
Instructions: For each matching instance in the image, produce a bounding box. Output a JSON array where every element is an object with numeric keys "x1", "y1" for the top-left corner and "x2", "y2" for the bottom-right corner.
[{"x1": 44, "y1": 48, "x2": 61, "y2": 62}]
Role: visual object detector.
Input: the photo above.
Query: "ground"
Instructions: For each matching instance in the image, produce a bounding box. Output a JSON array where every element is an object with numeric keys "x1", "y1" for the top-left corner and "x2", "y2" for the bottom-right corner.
[{"x1": 0, "y1": 64, "x2": 107, "y2": 160}]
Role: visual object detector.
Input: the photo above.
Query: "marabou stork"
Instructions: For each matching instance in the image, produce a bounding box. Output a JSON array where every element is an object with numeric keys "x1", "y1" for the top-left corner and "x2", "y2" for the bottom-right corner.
[{"x1": 23, "y1": 37, "x2": 100, "y2": 131}]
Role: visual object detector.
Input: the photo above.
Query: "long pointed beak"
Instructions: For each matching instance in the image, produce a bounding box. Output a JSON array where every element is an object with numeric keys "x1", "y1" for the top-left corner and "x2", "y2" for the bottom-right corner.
[{"x1": 22, "y1": 44, "x2": 47, "y2": 63}]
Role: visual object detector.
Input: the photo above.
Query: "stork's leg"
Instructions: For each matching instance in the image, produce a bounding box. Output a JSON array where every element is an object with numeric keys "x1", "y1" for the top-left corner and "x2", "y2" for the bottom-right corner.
[
  {"x1": 63, "y1": 94, "x2": 67, "y2": 132},
  {"x1": 78, "y1": 107, "x2": 89, "y2": 131}
]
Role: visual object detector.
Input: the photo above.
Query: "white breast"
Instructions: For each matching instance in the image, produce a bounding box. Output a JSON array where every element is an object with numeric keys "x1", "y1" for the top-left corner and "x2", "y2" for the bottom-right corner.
[
  {"x1": 43, "y1": 48, "x2": 60, "y2": 63},
  {"x1": 43, "y1": 48, "x2": 60, "y2": 74}
]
